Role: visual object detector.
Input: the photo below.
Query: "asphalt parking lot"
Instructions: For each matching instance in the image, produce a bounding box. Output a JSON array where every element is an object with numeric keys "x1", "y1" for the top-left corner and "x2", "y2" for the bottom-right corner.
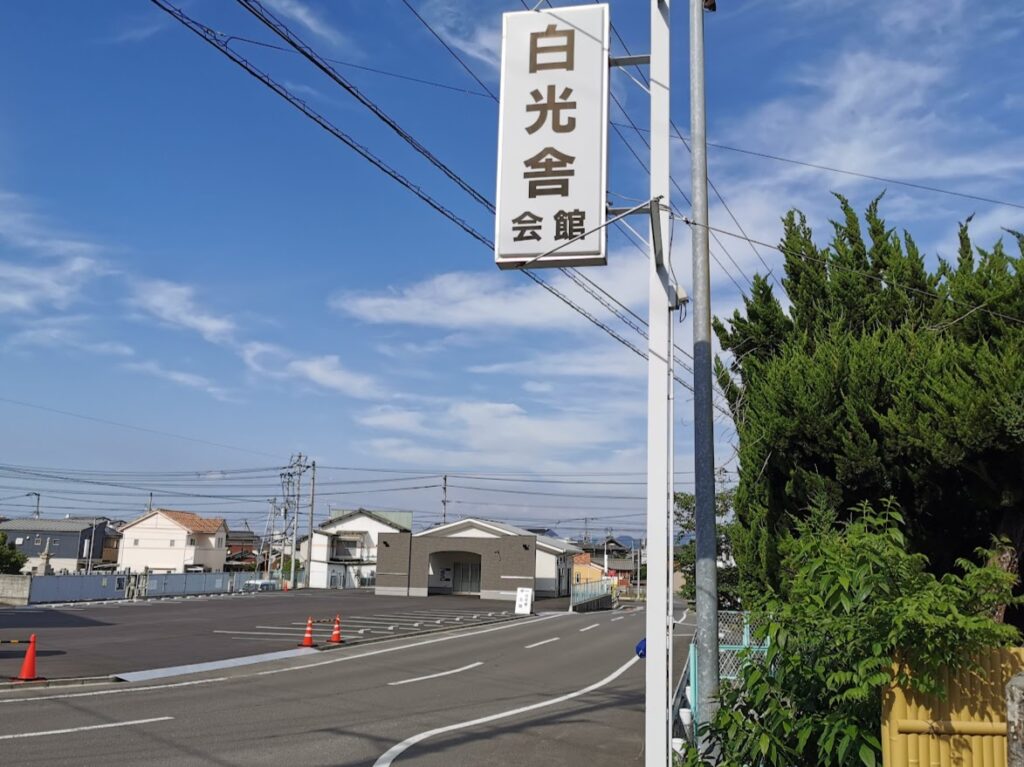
[{"x1": 0, "y1": 590, "x2": 536, "y2": 680}]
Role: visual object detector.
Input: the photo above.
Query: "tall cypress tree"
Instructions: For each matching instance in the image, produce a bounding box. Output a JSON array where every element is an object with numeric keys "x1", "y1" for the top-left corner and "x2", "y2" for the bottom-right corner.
[{"x1": 716, "y1": 196, "x2": 1024, "y2": 610}]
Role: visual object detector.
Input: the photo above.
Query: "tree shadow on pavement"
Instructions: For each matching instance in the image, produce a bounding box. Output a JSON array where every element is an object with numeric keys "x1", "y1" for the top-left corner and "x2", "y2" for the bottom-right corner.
[{"x1": 0, "y1": 610, "x2": 112, "y2": 630}]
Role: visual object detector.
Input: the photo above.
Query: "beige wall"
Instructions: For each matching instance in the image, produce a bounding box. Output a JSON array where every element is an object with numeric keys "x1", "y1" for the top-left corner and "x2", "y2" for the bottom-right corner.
[{"x1": 118, "y1": 514, "x2": 225, "y2": 573}]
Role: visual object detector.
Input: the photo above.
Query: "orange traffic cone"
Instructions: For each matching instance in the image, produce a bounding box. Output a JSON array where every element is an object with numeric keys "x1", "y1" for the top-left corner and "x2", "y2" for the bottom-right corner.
[
  {"x1": 298, "y1": 617, "x2": 317, "y2": 647},
  {"x1": 328, "y1": 615, "x2": 342, "y2": 644},
  {"x1": 11, "y1": 634, "x2": 43, "y2": 682}
]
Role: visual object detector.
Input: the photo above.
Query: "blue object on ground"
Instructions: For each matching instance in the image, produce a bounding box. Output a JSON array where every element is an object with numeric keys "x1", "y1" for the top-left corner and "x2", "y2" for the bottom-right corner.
[{"x1": 635, "y1": 638, "x2": 646, "y2": 658}]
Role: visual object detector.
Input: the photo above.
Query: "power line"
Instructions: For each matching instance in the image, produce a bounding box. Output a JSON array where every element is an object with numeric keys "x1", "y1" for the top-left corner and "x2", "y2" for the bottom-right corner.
[
  {"x1": 677, "y1": 217, "x2": 1024, "y2": 327},
  {"x1": 224, "y1": 34, "x2": 491, "y2": 98},
  {"x1": 0, "y1": 396, "x2": 282, "y2": 459},
  {"x1": 238, "y1": 0, "x2": 495, "y2": 212},
  {"x1": 609, "y1": 88, "x2": 754, "y2": 295},
  {"x1": 224, "y1": 11, "x2": 1023, "y2": 214},
  {"x1": 608, "y1": 122, "x2": 1024, "y2": 214},
  {"x1": 153, "y1": 1, "x2": 705, "y2": 402},
  {"x1": 400, "y1": 0, "x2": 498, "y2": 101},
  {"x1": 606, "y1": 22, "x2": 782, "y2": 294},
  {"x1": 151, "y1": 0, "x2": 492, "y2": 250},
  {"x1": 447, "y1": 482, "x2": 645, "y2": 500}
]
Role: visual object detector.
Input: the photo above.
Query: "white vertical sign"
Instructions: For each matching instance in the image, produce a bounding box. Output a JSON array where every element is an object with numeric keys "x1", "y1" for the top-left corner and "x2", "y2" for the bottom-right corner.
[
  {"x1": 514, "y1": 586, "x2": 534, "y2": 615},
  {"x1": 495, "y1": 5, "x2": 609, "y2": 269}
]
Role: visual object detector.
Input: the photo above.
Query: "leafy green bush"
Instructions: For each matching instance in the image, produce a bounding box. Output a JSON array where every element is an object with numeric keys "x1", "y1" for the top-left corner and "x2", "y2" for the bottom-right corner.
[
  {"x1": 683, "y1": 501, "x2": 1019, "y2": 767},
  {"x1": 0, "y1": 531, "x2": 27, "y2": 575}
]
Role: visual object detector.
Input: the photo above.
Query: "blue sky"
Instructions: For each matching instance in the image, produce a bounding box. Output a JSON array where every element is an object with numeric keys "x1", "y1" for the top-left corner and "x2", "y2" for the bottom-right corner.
[{"x1": 1, "y1": 0, "x2": 1022, "y2": 535}]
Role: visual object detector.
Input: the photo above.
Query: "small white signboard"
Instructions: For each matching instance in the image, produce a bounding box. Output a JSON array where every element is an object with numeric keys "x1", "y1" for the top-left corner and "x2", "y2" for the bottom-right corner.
[
  {"x1": 495, "y1": 4, "x2": 609, "y2": 269},
  {"x1": 514, "y1": 586, "x2": 534, "y2": 615}
]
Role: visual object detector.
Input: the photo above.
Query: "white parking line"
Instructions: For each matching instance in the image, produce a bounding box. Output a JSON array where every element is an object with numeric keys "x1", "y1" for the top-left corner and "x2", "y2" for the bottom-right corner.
[
  {"x1": 373, "y1": 656, "x2": 640, "y2": 766},
  {"x1": 524, "y1": 637, "x2": 559, "y2": 649},
  {"x1": 579, "y1": 624, "x2": 599, "y2": 633},
  {"x1": 610, "y1": 617, "x2": 624, "y2": 622},
  {"x1": 3, "y1": 614, "x2": 565, "y2": 706},
  {"x1": 387, "y1": 662, "x2": 483, "y2": 687},
  {"x1": 0, "y1": 717, "x2": 174, "y2": 740}
]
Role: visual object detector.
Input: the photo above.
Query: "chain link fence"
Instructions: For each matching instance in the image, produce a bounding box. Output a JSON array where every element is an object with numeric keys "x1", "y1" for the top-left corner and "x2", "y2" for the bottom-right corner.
[
  {"x1": 717, "y1": 610, "x2": 768, "y2": 680},
  {"x1": 674, "y1": 610, "x2": 771, "y2": 743}
]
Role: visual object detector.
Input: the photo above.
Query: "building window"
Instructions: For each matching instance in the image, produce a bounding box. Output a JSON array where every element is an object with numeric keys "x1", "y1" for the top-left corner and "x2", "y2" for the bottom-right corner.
[
  {"x1": 188, "y1": 537, "x2": 196, "y2": 546},
  {"x1": 15, "y1": 537, "x2": 23, "y2": 545},
  {"x1": 52, "y1": 539, "x2": 60, "y2": 547},
  {"x1": 169, "y1": 540, "x2": 176, "y2": 547},
  {"x1": 34, "y1": 536, "x2": 41, "y2": 546},
  {"x1": 133, "y1": 538, "x2": 139, "y2": 546}
]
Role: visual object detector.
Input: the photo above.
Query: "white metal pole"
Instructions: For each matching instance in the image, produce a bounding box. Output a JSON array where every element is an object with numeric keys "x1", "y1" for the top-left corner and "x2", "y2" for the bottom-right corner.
[
  {"x1": 690, "y1": 0, "x2": 721, "y2": 734},
  {"x1": 646, "y1": 0, "x2": 673, "y2": 764}
]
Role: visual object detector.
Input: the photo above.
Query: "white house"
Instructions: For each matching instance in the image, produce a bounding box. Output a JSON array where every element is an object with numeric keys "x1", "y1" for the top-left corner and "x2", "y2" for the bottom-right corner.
[
  {"x1": 308, "y1": 509, "x2": 411, "y2": 589},
  {"x1": 117, "y1": 509, "x2": 227, "y2": 574}
]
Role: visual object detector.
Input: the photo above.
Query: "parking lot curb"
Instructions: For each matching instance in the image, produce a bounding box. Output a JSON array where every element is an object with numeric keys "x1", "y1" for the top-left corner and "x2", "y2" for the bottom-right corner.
[{"x1": 0, "y1": 674, "x2": 117, "y2": 691}]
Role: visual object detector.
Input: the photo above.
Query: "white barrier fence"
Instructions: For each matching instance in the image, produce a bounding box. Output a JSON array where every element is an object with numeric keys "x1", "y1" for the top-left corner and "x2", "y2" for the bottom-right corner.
[{"x1": 26, "y1": 571, "x2": 282, "y2": 603}]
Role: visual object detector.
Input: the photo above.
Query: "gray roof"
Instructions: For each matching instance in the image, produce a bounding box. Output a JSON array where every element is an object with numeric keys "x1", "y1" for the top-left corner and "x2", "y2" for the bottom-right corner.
[
  {"x1": 419, "y1": 518, "x2": 581, "y2": 555},
  {"x1": 323, "y1": 509, "x2": 411, "y2": 532},
  {"x1": 0, "y1": 518, "x2": 99, "y2": 533}
]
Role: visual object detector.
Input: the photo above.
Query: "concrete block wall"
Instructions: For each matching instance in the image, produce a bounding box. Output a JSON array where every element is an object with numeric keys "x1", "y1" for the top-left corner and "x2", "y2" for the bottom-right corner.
[{"x1": 0, "y1": 574, "x2": 31, "y2": 606}]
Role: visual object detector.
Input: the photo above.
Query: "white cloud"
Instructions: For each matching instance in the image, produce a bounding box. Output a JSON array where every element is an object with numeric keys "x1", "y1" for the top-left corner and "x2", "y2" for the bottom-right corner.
[
  {"x1": 355, "y1": 396, "x2": 642, "y2": 471},
  {"x1": 420, "y1": 0, "x2": 501, "y2": 70},
  {"x1": 105, "y1": 22, "x2": 164, "y2": 44},
  {"x1": 333, "y1": 249, "x2": 647, "y2": 333},
  {"x1": 522, "y1": 380, "x2": 553, "y2": 394},
  {"x1": 0, "y1": 191, "x2": 103, "y2": 259},
  {"x1": 357, "y1": 406, "x2": 434, "y2": 435},
  {"x1": 263, "y1": 0, "x2": 350, "y2": 49},
  {"x1": 0, "y1": 257, "x2": 98, "y2": 314},
  {"x1": 124, "y1": 360, "x2": 231, "y2": 401},
  {"x1": 129, "y1": 280, "x2": 236, "y2": 344},
  {"x1": 6, "y1": 316, "x2": 133, "y2": 356},
  {"x1": 285, "y1": 355, "x2": 382, "y2": 399},
  {"x1": 470, "y1": 345, "x2": 645, "y2": 380},
  {"x1": 239, "y1": 341, "x2": 288, "y2": 375}
]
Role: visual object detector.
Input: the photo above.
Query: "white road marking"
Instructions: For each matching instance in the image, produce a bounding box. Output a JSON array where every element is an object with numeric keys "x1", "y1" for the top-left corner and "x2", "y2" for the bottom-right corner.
[
  {"x1": 255, "y1": 614, "x2": 562, "y2": 678},
  {"x1": 387, "y1": 662, "x2": 483, "y2": 687},
  {"x1": 611, "y1": 617, "x2": 624, "y2": 622},
  {"x1": 1, "y1": 613, "x2": 564, "y2": 705},
  {"x1": 524, "y1": 637, "x2": 559, "y2": 649},
  {"x1": 579, "y1": 624, "x2": 599, "y2": 633},
  {"x1": 0, "y1": 716, "x2": 174, "y2": 740},
  {"x1": 373, "y1": 656, "x2": 640, "y2": 767},
  {"x1": 213, "y1": 630, "x2": 305, "y2": 637},
  {"x1": 0, "y1": 678, "x2": 225, "y2": 704}
]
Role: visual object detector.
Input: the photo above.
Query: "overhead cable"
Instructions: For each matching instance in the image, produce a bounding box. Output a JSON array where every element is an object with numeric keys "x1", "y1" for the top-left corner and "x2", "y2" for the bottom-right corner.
[
  {"x1": 150, "y1": 0, "x2": 492, "y2": 250},
  {"x1": 237, "y1": 0, "x2": 495, "y2": 212},
  {"x1": 678, "y1": 217, "x2": 1024, "y2": 327}
]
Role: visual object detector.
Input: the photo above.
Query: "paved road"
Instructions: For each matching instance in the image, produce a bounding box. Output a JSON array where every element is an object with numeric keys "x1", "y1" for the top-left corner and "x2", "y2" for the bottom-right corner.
[
  {"x1": 0, "y1": 591, "x2": 533, "y2": 678},
  {"x1": 0, "y1": 604, "x2": 693, "y2": 766}
]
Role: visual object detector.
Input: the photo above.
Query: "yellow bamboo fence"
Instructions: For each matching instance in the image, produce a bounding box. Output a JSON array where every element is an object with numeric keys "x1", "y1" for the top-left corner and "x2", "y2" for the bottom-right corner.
[{"x1": 882, "y1": 648, "x2": 1024, "y2": 767}]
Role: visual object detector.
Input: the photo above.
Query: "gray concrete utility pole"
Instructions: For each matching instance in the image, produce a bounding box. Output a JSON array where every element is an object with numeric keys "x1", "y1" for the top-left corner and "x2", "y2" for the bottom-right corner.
[
  {"x1": 305, "y1": 460, "x2": 315, "y2": 588},
  {"x1": 690, "y1": 0, "x2": 721, "y2": 733},
  {"x1": 1009, "y1": 672, "x2": 1024, "y2": 766},
  {"x1": 645, "y1": 0, "x2": 675, "y2": 764}
]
